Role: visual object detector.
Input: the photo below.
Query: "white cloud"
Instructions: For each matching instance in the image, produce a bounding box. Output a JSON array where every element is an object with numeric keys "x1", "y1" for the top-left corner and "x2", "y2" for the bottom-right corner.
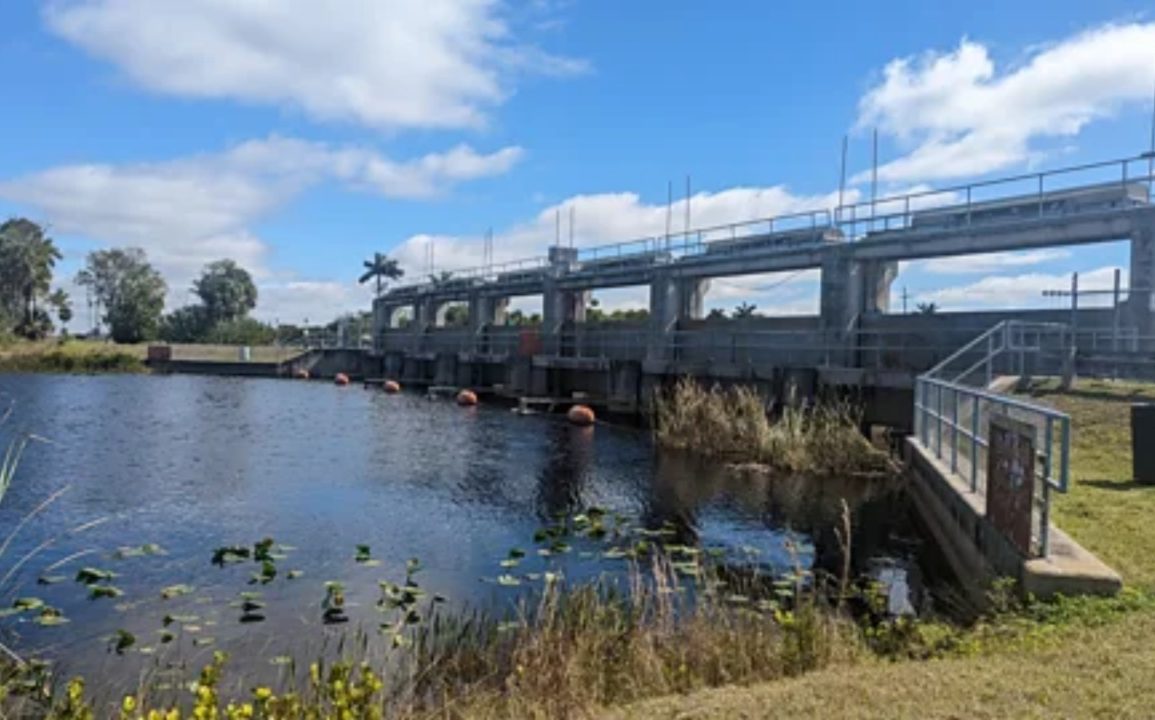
[
  {"x1": 254, "y1": 280, "x2": 371, "y2": 325},
  {"x1": 918, "y1": 265, "x2": 1124, "y2": 309},
  {"x1": 0, "y1": 136, "x2": 522, "y2": 317},
  {"x1": 388, "y1": 186, "x2": 854, "y2": 279},
  {"x1": 858, "y1": 23, "x2": 1155, "y2": 183},
  {"x1": 909, "y1": 248, "x2": 1072, "y2": 275},
  {"x1": 44, "y1": 0, "x2": 585, "y2": 130}
]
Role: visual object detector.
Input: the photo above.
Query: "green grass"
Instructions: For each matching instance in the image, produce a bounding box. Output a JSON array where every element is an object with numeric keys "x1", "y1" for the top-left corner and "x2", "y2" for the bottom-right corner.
[
  {"x1": 609, "y1": 377, "x2": 1155, "y2": 719},
  {"x1": 1020, "y1": 378, "x2": 1155, "y2": 588},
  {"x1": 0, "y1": 340, "x2": 144, "y2": 373},
  {"x1": 0, "y1": 339, "x2": 304, "y2": 373}
]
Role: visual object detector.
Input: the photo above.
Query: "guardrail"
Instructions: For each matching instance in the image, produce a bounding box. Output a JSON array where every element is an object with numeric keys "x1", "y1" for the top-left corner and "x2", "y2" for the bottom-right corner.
[
  {"x1": 836, "y1": 154, "x2": 1154, "y2": 240},
  {"x1": 912, "y1": 321, "x2": 1072, "y2": 557},
  {"x1": 379, "y1": 153, "x2": 1154, "y2": 299}
]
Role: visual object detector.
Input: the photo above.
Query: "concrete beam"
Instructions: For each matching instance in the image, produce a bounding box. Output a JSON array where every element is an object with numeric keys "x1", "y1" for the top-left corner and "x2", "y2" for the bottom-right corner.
[{"x1": 853, "y1": 210, "x2": 1149, "y2": 263}]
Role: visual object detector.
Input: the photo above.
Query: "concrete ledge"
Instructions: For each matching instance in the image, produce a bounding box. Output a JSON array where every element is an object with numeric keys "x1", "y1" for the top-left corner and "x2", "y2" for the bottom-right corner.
[
  {"x1": 532, "y1": 355, "x2": 610, "y2": 371},
  {"x1": 906, "y1": 438, "x2": 1121, "y2": 601},
  {"x1": 1024, "y1": 527, "x2": 1122, "y2": 599}
]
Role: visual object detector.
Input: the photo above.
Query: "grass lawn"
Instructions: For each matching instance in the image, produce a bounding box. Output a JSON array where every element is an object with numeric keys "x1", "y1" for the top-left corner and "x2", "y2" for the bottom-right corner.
[
  {"x1": 612, "y1": 377, "x2": 1155, "y2": 719},
  {"x1": 0, "y1": 339, "x2": 303, "y2": 370},
  {"x1": 1022, "y1": 378, "x2": 1155, "y2": 587},
  {"x1": 612, "y1": 610, "x2": 1155, "y2": 719}
]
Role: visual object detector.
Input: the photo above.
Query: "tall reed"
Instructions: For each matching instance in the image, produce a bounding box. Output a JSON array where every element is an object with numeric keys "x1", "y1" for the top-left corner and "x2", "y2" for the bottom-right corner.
[{"x1": 653, "y1": 378, "x2": 895, "y2": 477}]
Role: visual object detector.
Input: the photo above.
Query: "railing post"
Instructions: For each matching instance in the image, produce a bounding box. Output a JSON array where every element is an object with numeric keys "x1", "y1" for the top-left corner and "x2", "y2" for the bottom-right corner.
[
  {"x1": 970, "y1": 393, "x2": 980, "y2": 492},
  {"x1": 1040, "y1": 483, "x2": 1051, "y2": 558},
  {"x1": 950, "y1": 387, "x2": 959, "y2": 473},
  {"x1": 1060, "y1": 415, "x2": 1071, "y2": 492},
  {"x1": 918, "y1": 382, "x2": 928, "y2": 446},
  {"x1": 986, "y1": 334, "x2": 994, "y2": 387},
  {"x1": 936, "y1": 384, "x2": 944, "y2": 457}
]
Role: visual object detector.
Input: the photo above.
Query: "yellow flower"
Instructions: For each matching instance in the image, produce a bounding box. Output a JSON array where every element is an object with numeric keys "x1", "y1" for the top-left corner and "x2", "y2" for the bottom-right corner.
[
  {"x1": 254, "y1": 686, "x2": 273, "y2": 701},
  {"x1": 122, "y1": 695, "x2": 138, "y2": 713}
]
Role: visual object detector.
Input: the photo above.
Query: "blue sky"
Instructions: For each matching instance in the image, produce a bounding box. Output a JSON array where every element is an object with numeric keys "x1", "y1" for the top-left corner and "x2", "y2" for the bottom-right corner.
[{"x1": 1, "y1": 1, "x2": 1154, "y2": 324}]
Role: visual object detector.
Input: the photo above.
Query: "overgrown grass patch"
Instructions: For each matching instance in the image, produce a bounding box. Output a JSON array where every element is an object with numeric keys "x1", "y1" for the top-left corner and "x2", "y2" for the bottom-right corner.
[
  {"x1": 653, "y1": 378, "x2": 895, "y2": 478},
  {"x1": 0, "y1": 340, "x2": 144, "y2": 374}
]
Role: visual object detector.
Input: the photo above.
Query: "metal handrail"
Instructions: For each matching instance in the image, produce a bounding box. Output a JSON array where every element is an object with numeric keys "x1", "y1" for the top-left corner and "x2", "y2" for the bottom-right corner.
[
  {"x1": 380, "y1": 153, "x2": 1154, "y2": 299},
  {"x1": 912, "y1": 321, "x2": 1073, "y2": 557},
  {"x1": 836, "y1": 154, "x2": 1153, "y2": 237}
]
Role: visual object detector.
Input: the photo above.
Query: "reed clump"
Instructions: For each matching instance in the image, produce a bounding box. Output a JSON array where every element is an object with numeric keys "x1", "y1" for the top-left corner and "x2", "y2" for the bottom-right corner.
[
  {"x1": 33, "y1": 559, "x2": 859, "y2": 720},
  {"x1": 653, "y1": 378, "x2": 896, "y2": 477}
]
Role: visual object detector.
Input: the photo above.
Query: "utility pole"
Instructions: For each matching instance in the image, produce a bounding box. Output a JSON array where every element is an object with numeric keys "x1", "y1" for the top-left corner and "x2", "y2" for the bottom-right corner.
[
  {"x1": 665, "y1": 180, "x2": 673, "y2": 250},
  {"x1": 684, "y1": 175, "x2": 692, "y2": 240},
  {"x1": 871, "y1": 128, "x2": 879, "y2": 227},
  {"x1": 901, "y1": 286, "x2": 910, "y2": 314},
  {"x1": 837, "y1": 135, "x2": 849, "y2": 211},
  {"x1": 1149, "y1": 75, "x2": 1155, "y2": 201}
]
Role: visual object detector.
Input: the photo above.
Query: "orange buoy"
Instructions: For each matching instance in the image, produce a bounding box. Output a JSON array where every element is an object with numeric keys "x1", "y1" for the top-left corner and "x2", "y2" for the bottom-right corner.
[
  {"x1": 335, "y1": 373, "x2": 350, "y2": 386},
  {"x1": 567, "y1": 404, "x2": 596, "y2": 427},
  {"x1": 294, "y1": 368, "x2": 310, "y2": 380},
  {"x1": 456, "y1": 389, "x2": 479, "y2": 407},
  {"x1": 383, "y1": 380, "x2": 401, "y2": 394}
]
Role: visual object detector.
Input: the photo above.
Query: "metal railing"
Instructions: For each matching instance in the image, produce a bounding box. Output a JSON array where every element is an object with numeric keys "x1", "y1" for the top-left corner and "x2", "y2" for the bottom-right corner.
[
  {"x1": 836, "y1": 154, "x2": 1153, "y2": 239},
  {"x1": 912, "y1": 321, "x2": 1073, "y2": 557}
]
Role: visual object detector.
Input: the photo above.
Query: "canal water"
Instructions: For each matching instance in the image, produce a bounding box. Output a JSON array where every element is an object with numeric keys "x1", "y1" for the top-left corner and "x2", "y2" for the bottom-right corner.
[{"x1": 0, "y1": 374, "x2": 938, "y2": 693}]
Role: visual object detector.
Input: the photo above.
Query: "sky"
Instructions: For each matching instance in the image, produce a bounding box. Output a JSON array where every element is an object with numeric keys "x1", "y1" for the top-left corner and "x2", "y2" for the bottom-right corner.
[{"x1": 1, "y1": 0, "x2": 1155, "y2": 325}]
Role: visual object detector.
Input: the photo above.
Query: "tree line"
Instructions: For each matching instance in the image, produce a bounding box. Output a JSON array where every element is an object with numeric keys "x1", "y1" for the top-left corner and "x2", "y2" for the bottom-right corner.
[{"x1": 1, "y1": 218, "x2": 290, "y2": 345}]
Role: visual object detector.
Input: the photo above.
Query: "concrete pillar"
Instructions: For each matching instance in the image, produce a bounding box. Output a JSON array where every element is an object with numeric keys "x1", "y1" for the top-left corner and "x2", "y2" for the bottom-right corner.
[
  {"x1": 1128, "y1": 220, "x2": 1155, "y2": 338},
  {"x1": 856, "y1": 260, "x2": 898, "y2": 315},
  {"x1": 469, "y1": 294, "x2": 509, "y2": 333},
  {"x1": 412, "y1": 295, "x2": 437, "y2": 353},
  {"x1": 542, "y1": 246, "x2": 585, "y2": 355},
  {"x1": 819, "y1": 251, "x2": 855, "y2": 366},
  {"x1": 648, "y1": 271, "x2": 709, "y2": 361},
  {"x1": 371, "y1": 297, "x2": 388, "y2": 354},
  {"x1": 820, "y1": 251, "x2": 853, "y2": 331}
]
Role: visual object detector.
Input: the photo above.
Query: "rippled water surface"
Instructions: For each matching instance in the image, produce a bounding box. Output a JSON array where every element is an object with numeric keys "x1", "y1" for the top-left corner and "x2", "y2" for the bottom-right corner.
[{"x1": 0, "y1": 373, "x2": 928, "y2": 690}]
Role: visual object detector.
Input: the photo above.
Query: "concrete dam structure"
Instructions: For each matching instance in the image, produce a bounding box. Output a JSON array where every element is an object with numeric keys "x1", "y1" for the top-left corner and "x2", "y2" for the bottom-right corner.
[{"x1": 370, "y1": 155, "x2": 1155, "y2": 428}]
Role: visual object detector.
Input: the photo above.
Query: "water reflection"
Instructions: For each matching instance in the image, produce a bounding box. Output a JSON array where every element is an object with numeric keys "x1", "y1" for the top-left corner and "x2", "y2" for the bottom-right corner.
[
  {"x1": 534, "y1": 424, "x2": 594, "y2": 520},
  {"x1": 0, "y1": 373, "x2": 937, "y2": 693}
]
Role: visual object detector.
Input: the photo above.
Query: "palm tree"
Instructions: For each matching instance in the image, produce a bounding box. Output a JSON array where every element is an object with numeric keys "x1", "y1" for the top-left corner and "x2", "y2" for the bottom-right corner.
[
  {"x1": 358, "y1": 253, "x2": 404, "y2": 297},
  {"x1": 916, "y1": 302, "x2": 939, "y2": 315},
  {"x1": 0, "y1": 219, "x2": 62, "y2": 337},
  {"x1": 733, "y1": 301, "x2": 758, "y2": 319}
]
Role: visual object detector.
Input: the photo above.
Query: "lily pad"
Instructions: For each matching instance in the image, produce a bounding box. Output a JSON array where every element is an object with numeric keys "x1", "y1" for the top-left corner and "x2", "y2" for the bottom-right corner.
[
  {"x1": 34, "y1": 608, "x2": 68, "y2": 627},
  {"x1": 75, "y1": 567, "x2": 117, "y2": 585},
  {"x1": 111, "y1": 629, "x2": 135, "y2": 654},
  {"x1": 89, "y1": 585, "x2": 124, "y2": 600},
  {"x1": 160, "y1": 584, "x2": 193, "y2": 600},
  {"x1": 13, "y1": 597, "x2": 45, "y2": 611}
]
